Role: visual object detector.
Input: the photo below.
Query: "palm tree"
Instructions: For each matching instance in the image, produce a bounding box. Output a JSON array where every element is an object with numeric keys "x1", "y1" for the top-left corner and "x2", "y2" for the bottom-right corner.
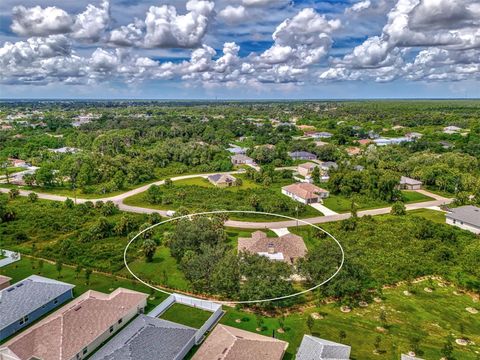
[{"x1": 142, "y1": 239, "x2": 157, "y2": 262}]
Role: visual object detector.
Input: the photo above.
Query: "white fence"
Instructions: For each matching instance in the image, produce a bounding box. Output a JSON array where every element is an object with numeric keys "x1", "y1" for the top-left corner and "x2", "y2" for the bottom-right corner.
[{"x1": 147, "y1": 293, "x2": 224, "y2": 344}]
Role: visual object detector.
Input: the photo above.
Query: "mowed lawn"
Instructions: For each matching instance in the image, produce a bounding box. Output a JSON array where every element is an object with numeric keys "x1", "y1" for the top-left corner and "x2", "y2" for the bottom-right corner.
[
  {"x1": 408, "y1": 209, "x2": 447, "y2": 224},
  {"x1": 159, "y1": 303, "x2": 213, "y2": 329},
  {"x1": 323, "y1": 191, "x2": 434, "y2": 213}
]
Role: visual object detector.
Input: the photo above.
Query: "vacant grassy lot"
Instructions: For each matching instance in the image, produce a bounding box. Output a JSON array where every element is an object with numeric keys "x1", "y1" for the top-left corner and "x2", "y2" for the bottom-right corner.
[
  {"x1": 323, "y1": 191, "x2": 434, "y2": 213},
  {"x1": 408, "y1": 209, "x2": 446, "y2": 224},
  {"x1": 159, "y1": 303, "x2": 213, "y2": 329}
]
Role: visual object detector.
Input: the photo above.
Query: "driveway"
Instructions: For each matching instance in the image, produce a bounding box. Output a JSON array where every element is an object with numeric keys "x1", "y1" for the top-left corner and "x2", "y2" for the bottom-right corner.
[{"x1": 309, "y1": 202, "x2": 338, "y2": 216}]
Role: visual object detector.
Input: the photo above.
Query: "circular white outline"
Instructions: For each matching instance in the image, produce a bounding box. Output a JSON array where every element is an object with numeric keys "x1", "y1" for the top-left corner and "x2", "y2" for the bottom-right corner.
[{"x1": 124, "y1": 210, "x2": 344, "y2": 304}]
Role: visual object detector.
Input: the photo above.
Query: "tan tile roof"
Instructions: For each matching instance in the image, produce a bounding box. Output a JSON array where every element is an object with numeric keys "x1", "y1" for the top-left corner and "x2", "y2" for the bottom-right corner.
[
  {"x1": 0, "y1": 275, "x2": 11, "y2": 288},
  {"x1": 282, "y1": 182, "x2": 328, "y2": 200},
  {"x1": 192, "y1": 325, "x2": 288, "y2": 360},
  {"x1": 238, "y1": 231, "x2": 307, "y2": 264},
  {"x1": 1, "y1": 288, "x2": 148, "y2": 360},
  {"x1": 298, "y1": 162, "x2": 317, "y2": 171}
]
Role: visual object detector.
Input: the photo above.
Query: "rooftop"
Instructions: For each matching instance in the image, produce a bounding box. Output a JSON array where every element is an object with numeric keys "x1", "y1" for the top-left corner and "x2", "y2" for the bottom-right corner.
[
  {"x1": 399, "y1": 176, "x2": 423, "y2": 185},
  {"x1": 192, "y1": 324, "x2": 288, "y2": 360},
  {"x1": 0, "y1": 275, "x2": 74, "y2": 330},
  {"x1": 282, "y1": 182, "x2": 328, "y2": 200},
  {"x1": 90, "y1": 315, "x2": 196, "y2": 360},
  {"x1": 238, "y1": 230, "x2": 307, "y2": 264},
  {"x1": 446, "y1": 205, "x2": 480, "y2": 227},
  {"x1": 208, "y1": 173, "x2": 237, "y2": 183},
  {"x1": 296, "y1": 335, "x2": 351, "y2": 360},
  {"x1": 0, "y1": 288, "x2": 148, "y2": 360}
]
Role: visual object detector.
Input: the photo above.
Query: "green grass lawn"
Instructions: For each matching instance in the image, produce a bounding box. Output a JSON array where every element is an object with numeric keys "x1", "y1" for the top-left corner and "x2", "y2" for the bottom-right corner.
[
  {"x1": 408, "y1": 209, "x2": 446, "y2": 224},
  {"x1": 159, "y1": 303, "x2": 213, "y2": 329},
  {"x1": 323, "y1": 191, "x2": 434, "y2": 213}
]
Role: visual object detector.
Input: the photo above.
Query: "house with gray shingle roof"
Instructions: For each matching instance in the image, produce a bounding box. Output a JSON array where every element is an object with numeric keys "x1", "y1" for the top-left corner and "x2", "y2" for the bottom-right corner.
[
  {"x1": 207, "y1": 173, "x2": 237, "y2": 187},
  {"x1": 90, "y1": 315, "x2": 197, "y2": 360},
  {"x1": 445, "y1": 205, "x2": 480, "y2": 234},
  {"x1": 401, "y1": 354, "x2": 424, "y2": 360},
  {"x1": 0, "y1": 275, "x2": 74, "y2": 341},
  {"x1": 296, "y1": 335, "x2": 351, "y2": 360},
  {"x1": 289, "y1": 151, "x2": 317, "y2": 161}
]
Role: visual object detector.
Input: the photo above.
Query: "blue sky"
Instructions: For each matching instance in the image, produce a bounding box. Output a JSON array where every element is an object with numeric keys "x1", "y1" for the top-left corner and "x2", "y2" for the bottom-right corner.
[{"x1": 0, "y1": 0, "x2": 479, "y2": 99}]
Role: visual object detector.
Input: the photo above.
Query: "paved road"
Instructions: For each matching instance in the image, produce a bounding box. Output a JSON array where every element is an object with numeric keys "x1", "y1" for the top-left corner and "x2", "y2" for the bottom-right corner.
[{"x1": 0, "y1": 173, "x2": 452, "y2": 229}]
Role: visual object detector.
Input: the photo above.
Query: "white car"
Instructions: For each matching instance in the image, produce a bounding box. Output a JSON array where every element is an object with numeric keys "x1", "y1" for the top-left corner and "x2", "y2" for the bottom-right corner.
[{"x1": 166, "y1": 210, "x2": 176, "y2": 217}]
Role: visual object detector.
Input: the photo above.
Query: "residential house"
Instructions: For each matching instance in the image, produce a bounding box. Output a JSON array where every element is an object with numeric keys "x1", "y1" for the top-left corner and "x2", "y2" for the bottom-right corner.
[
  {"x1": 320, "y1": 161, "x2": 338, "y2": 171},
  {"x1": 231, "y1": 154, "x2": 255, "y2": 165},
  {"x1": 398, "y1": 176, "x2": 423, "y2": 190},
  {"x1": 8, "y1": 159, "x2": 28, "y2": 168},
  {"x1": 346, "y1": 147, "x2": 362, "y2": 156},
  {"x1": 439, "y1": 141, "x2": 453, "y2": 149},
  {"x1": 0, "y1": 125, "x2": 13, "y2": 131},
  {"x1": 374, "y1": 137, "x2": 411, "y2": 146},
  {"x1": 0, "y1": 275, "x2": 74, "y2": 341},
  {"x1": 354, "y1": 165, "x2": 364, "y2": 171},
  {"x1": 90, "y1": 316, "x2": 196, "y2": 360},
  {"x1": 49, "y1": 147, "x2": 80, "y2": 154},
  {"x1": 392, "y1": 125, "x2": 405, "y2": 130},
  {"x1": 227, "y1": 146, "x2": 247, "y2": 155},
  {"x1": 0, "y1": 275, "x2": 11, "y2": 290},
  {"x1": 445, "y1": 205, "x2": 480, "y2": 234},
  {"x1": 289, "y1": 151, "x2": 317, "y2": 161},
  {"x1": 282, "y1": 183, "x2": 329, "y2": 204},
  {"x1": 207, "y1": 174, "x2": 237, "y2": 187},
  {"x1": 296, "y1": 335, "x2": 351, "y2": 360},
  {"x1": 0, "y1": 288, "x2": 148, "y2": 360},
  {"x1": 315, "y1": 140, "x2": 328, "y2": 147},
  {"x1": 443, "y1": 126, "x2": 462, "y2": 134},
  {"x1": 297, "y1": 162, "x2": 318, "y2": 178},
  {"x1": 305, "y1": 131, "x2": 333, "y2": 139},
  {"x1": 357, "y1": 139, "x2": 373, "y2": 146},
  {"x1": 238, "y1": 230, "x2": 307, "y2": 264},
  {"x1": 192, "y1": 324, "x2": 288, "y2": 360},
  {"x1": 297, "y1": 125, "x2": 316, "y2": 132},
  {"x1": 405, "y1": 132, "x2": 423, "y2": 140}
]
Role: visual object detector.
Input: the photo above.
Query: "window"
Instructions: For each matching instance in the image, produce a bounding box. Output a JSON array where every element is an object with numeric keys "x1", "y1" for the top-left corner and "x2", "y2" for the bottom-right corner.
[
  {"x1": 54, "y1": 298, "x2": 58, "y2": 304},
  {"x1": 109, "y1": 326, "x2": 114, "y2": 333},
  {"x1": 118, "y1": 318, "x2": 123, "y2": 324},
  {"x1": 82, "y1": 347, "x2": 88, "y2": 355}
]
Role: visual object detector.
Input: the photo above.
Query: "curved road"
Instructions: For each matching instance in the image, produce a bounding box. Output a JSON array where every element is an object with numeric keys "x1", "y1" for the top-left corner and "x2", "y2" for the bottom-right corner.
[{"x1": 0, "y1": 174, "x2": 452, "y2": 229}]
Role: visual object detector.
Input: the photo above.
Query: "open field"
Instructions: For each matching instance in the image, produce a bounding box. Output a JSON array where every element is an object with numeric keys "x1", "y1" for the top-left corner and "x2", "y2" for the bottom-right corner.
[{"x1": 323, "y1": 191, "x2": 434, "y2": 213}]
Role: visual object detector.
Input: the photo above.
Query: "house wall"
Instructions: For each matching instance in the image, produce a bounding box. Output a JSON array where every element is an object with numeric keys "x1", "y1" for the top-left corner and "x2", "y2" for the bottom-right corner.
[
  {"x1": 446, "y1": 217, "x2": 480, "y2": 234},
  {"x1": 281, "y1": 189, "x2": 309, "y2": 204},
  {"x1": 71, "y1": 298, "x2": 147, "y2": 360},
  {"x1": 0, "y1": 289, "x2": 73, "y2": 342}
]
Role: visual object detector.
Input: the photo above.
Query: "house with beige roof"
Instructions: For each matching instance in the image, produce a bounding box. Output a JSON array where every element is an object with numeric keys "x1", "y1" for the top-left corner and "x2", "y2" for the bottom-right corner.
[
  {"x1": 207, "y1": 174, "x2": 237, "y2": 188},
  {"x1": 282, "y1": 183, "x2": 329, "y2": 204},
  {"x1": 297, "y1": 162, "x2": 318, "y2": 178},
  {"x1": 238, "y1": 230, "x2": 307, "y2": 264},
  {"x1": 397, "y1": 176, "x2": 423, "y2": 190},
  {"x1": 231, "y1": 154, "x2": 255, "y2": 165},
  {"x1": 192, "y1": 324, "x2": 288, "y2": 360},
  {"x1": 0, "y1": 275, "x2": 11, "y2": 290},
  {"x1": 0, "y1": 288, "x2": 147, "y2": 360}
]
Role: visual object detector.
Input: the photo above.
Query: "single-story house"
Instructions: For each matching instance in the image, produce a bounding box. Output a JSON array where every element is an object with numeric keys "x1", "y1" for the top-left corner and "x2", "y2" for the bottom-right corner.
[
  {"x1": 304, "y1": 131, "x2": 333, "y2": 139},
  {"x1": 439, "y1": 141, "x2": 453, "y2": 149},
  {"x1": 207, "y1": 174, "x2": 237, "y2": 187},
  {"x1": 0, "y1": 275, "x2": 11, "y2": 290},
  {"x1": 0, "y1": 275, "x2": 74, "y2": 342},
  {"x1": 0, "y1": 288, "x2": 147, "y2": 360},
  {"x1": 289, "y1": 151, "x2": 317, "y2": 161},
  {"x1": 354, "y1": 165, "x2": 364, "y2": 171},
  {"x1": 398, "y1": 176, "x2": 423, "y2": 190},
  {"x1": 374, "y1": 137, "x2": 411, "y2": 146},
  {"x1": 405, "y1": 132, "x2": 423, "y2": 140},
  {"x1": 320, "y1": 161, "x2": 338, "y2": 171},
  {"x1": 296, "y1": 335, "x2": 351, "y2": 360},
  {"x1": 227, "y1": 146, "x2": 248, "y2": 155},
  {"x1": 315, "y1": 140, "x2": 328, "y2": 147},
  {"x1": 443, "y1": 126, "x2": 462, "y2": 134},
  {"x1": 90, "y1": 316, "x2": 197, "y2": 360},
  {"x1": 192, "y1": 324, "x2": 288, "y2": 360},
  {"x1": 297, "y1": 162, "x2": 318, "y2": 177},
  {"x1": 8, "y1": 159, "x2": 28, "y2": 168},
  {"x1": 445, "y1": 205, "x2": 480, "y2": 234},
  {"x1": 357, "y1": 139, "x2": 373, "y2": 146},
  {"x1": 346, "y1": 147, "x2": 362, "y2": 156},
  {"x1": 282, "y1": 183, "x2": 329, "y2": 204},
  {"x1": 238, "y1": 230, "x2": 307, "y2": 264},
  {"x1": 231, "y1": 154, "x2": 255, "y2": 165},
  {"x1": 297, "y1": 125, "x2": 316, "y2": 131},
  {"x1": 49, "y1": 147, "x2": 80, "y2": 154}
]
